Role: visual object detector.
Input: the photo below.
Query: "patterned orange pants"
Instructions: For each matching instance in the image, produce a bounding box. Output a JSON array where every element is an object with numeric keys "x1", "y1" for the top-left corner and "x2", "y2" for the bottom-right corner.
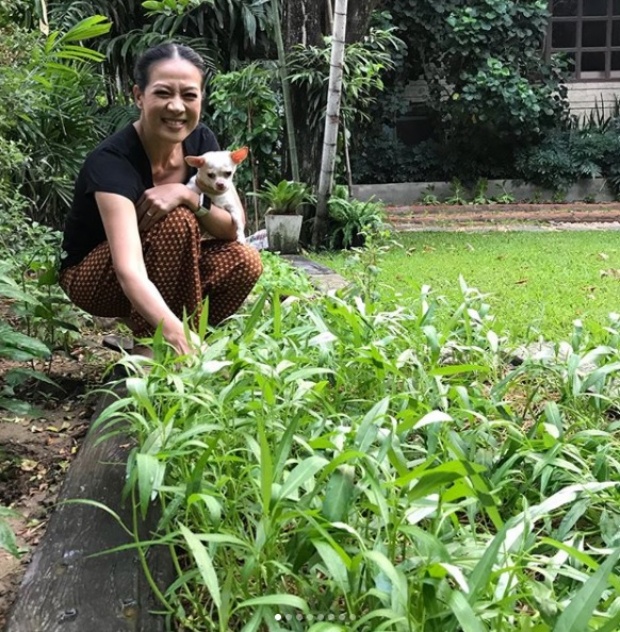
[{"x1": 59, "y1": 207, "x2": 263, "y2": 338}]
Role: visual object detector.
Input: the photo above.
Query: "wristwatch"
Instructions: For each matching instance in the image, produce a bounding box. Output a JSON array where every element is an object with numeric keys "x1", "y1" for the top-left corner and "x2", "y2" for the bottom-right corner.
[{"x1": 194, "y1": 193, "x2": 211, "y2": 218}]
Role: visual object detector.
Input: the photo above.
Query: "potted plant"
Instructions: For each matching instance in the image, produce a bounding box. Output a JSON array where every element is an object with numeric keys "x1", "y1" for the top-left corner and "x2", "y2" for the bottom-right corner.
[
  {"x1": 251, "y1": 180, "x2": 316, "y2": 254},
  {"x1": 327, "y1": 185, "x2": 387, "y2": 249}
]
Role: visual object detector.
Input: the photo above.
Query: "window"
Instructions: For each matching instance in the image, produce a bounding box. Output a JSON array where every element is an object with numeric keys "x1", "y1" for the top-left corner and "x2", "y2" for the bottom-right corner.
[{"x1": 548, "y1": 0, "x2": 620, "y2": 79}]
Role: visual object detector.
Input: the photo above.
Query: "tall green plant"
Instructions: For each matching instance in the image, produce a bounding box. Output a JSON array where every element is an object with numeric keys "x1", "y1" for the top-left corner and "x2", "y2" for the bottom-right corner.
[
  {"x1": 207, "y1": 63, "x2": 281, "y2": 230},
  {"x1": 0, "y1": 15, "x2": 111, "y2": 227},
  {"x1": 287, "y1": 27, "x2": 402, "y2": 144},
  {"x1": 90, "y1": 252, "x2": 620, "y2": 630}
]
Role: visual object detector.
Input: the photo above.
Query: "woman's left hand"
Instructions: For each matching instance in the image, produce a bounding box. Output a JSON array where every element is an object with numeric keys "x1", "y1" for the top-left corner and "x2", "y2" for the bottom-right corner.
[{"x1": 137, "y1": 183, "x2": 196, "y2": 232}]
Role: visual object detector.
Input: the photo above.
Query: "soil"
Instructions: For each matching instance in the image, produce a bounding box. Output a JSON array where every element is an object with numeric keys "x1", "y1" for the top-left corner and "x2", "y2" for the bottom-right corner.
[
  {"x1": 387, "y1": 201, "x2": 620, "y2": 230},
  {"x1": 2, "y1": 201, "x2": 620, "y2": 627},
  {"x1": 0, "y1": 317, "x2": 119, "y2": 630}
]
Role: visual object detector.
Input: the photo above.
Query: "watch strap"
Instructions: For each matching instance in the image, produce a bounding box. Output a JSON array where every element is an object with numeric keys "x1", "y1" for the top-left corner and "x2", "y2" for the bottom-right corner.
[{"x1": 194, "y1": 193, "x2": 211, "y2": 218}]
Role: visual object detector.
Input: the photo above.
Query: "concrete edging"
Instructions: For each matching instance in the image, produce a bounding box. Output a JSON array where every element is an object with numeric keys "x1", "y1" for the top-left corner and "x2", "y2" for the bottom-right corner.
[{"x1": 352, "y1": 178, "x2": 613, "y2": 207}]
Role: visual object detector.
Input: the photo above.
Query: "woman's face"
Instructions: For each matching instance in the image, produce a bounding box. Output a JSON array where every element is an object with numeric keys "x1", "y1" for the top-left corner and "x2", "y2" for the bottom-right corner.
[{"x1": 133, "y1": 57, "x2": 203, "y2": 145}]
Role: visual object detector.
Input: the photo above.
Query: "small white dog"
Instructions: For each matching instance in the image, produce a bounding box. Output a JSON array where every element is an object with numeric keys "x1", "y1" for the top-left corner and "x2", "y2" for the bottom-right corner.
[{"x1": 185, "y1": 146, "x2": 249, "y2": 243}]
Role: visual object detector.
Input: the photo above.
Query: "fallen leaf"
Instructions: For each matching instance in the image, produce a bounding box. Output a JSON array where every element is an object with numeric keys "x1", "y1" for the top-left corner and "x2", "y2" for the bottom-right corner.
[
  {"x1": 20, "y1": 459, "x2": 39, "y2": 472},
  {"x1": 599, "y1": 252, "x2": 610, "y2": 260},
  {"x1": 601, "y1": 269, "x2": 620, "y2": 278}
]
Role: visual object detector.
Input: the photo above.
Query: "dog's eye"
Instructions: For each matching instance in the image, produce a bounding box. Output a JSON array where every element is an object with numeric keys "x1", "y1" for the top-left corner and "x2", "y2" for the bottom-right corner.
[
  {"x1": 224, "y1": 171, "x2": 232, "y2": 178},
  {"x1": 206, "y1": 172, "x2": 216, "y2": 179}
]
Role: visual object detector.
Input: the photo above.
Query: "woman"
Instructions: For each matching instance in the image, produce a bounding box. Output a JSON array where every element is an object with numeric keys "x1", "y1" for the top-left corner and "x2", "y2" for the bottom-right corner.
[{"x1": 59, "y1": 43, "x2": 263, "y2": 355}]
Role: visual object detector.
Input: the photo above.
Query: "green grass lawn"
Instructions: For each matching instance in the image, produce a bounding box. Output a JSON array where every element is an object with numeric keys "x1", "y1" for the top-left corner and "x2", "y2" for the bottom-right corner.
[{"x1": 316, "y1": 230, "x2": 620, "y2": 340}]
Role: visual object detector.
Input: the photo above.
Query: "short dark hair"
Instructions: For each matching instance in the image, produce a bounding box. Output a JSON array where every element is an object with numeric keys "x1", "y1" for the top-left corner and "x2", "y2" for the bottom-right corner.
[{"x1": 133, "y1": 43, "x2": 206, "y2": 91}]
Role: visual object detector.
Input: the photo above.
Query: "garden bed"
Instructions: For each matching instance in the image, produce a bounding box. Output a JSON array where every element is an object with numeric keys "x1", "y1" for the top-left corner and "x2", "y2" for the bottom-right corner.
[
  {"x1": 2, "y1": 229, "x2": 620, "y2": 629},
  {"x1": 0, "y1": 256, "x2": 345, "y2": 629},
  {"x1": 0, "y1": 327, "x2": 117, "y2": 629},
  {"x1": 387, "y1": 201, "x2": 620, "y2": 230}
]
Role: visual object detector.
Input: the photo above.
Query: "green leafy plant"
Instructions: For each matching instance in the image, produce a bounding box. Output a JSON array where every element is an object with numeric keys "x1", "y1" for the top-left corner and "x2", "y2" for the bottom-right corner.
[
  {"x1": 91, "y1": 268, "x2": 620, "y2": 631},
  {"x1": 327, "y1": 184, "x2": 387, "y2": 249},
  {"x1": 250, "y1": 180, "x2": 316, "y2": 216},
  {"x1": 0, "y1": 318, "x2": 52, "y2": 414},
  {"x1": 253, "y1": 251, "x2": 314, "y2": 297},
  {"x1": 352, "y1": 1, "x2": 572, "y2": 185},
  {"x1": 515, "y1": 126, "x2": 620, "y2": 195},
  {"x1": 552, "y1": 188, "x2": 568, "y2": 203},
  {"x1": 288, "y1": 27, "x2": 402, "y2": 139},
  {"x1": 0, "y1": 15, "x2": 111, "y2": 227},
  {"x1": 472, "y1": 178, "x2": 492, "y2": 205},
  {"x1": 0, "y1": 208, "x2": 84, "y2": 350},
  {"x1": 0, "y1": 506, "x2": 21, "y2": 558},
  {"x1": 421, "y1": 184, "x2": 440, "y2": 205},
  {"x1": 445, "y1": 177, "x2": 467, "y2": 205},
  {"x1": 207, "y1": 63, "x2": 281, "y2": 230}
]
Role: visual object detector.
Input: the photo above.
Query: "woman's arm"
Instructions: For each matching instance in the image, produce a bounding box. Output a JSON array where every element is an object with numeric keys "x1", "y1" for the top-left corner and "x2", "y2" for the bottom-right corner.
[
  {"x1": 136, "y1": 183, "x2": 240, "y2": 240},
  {"x1": 96, "y1": 191, "x2": 196, "y2": 354}
]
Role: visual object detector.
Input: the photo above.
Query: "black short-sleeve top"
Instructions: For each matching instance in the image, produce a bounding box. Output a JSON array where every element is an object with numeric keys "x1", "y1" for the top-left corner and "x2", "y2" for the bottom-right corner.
[{"x1": 59, "y1": 122, "x2": 219, "y2": 270}]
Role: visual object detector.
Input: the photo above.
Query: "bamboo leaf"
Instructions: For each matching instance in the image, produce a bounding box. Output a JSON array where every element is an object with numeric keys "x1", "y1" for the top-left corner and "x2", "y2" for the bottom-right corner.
[
  {"x1": 179, "y1": 524, "x2": 221, "y2": 611},
  {"x1": 312, "y1": 539, "x2": 350, "y2": 592},
  {"x1": 552, "y1": 547, "x2": 620, "y2": 632},
  {"x1": 276, "y1": 456, "x2": 329, "y2": 502},
  {"x1": 136, "y1": 453, "x2": 164, "y2": 518},
  {"x1": 449, "y1": 590, "x2": 487, "y2": 632},
  {"x1": 468, "y1": 524, "x2": 509, "y2": 603},
  {"x1": 322, "y1": 465, "x2": 355, "y2": 522},
  {"x1": 234, "y1": 593, "x2": 308, "y2": 612}
]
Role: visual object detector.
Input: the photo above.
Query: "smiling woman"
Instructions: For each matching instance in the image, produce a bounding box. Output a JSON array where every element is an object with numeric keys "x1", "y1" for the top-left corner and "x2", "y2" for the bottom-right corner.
[{"x1": 58, "y1": 43, "x2": 262, "y2": 357}]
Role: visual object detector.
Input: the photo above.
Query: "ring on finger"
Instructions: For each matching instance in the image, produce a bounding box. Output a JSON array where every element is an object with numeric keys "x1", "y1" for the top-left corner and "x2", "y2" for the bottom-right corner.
[{"x1": 146, "y1": 211, "x2": 153, "y2": 217}]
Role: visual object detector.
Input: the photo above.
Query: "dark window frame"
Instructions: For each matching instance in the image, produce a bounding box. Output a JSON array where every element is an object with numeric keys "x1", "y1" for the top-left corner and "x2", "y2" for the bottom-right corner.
[{"x1": 546, "y1": 0, "x2": 620, "y2": 81}]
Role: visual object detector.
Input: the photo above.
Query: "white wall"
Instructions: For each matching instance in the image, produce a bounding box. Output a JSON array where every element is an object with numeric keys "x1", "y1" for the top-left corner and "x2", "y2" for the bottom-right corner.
[
  {"x1": 565, "y1": 82, "x2": 620, "y2": 120},
  {"x1": 403, "y1": 80, "x2": 620, "y2": 120}
]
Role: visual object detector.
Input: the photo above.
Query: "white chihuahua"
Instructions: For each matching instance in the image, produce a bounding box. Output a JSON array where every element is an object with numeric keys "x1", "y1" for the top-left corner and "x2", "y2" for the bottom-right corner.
[{"x1": 185, "y1": 146, "x2": 249, "y2": 243}]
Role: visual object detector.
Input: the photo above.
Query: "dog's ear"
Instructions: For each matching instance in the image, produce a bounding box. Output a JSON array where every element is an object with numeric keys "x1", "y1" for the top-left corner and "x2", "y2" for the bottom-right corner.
[
  {"x1": 230, "y1": 146, "x2": 249, "y2": 165},
  {"x1": 185, "y1": 155, "x2": 205, "y2": 168}
]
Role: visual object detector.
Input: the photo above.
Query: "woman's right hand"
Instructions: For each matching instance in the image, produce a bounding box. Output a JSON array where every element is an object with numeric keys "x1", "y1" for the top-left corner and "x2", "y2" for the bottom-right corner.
[{"x1": 163, "y1": 323, "x2": 203, "y2": 356}]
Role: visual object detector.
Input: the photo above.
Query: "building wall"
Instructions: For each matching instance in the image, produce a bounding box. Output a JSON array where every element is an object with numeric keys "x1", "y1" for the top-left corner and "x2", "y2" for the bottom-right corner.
[
  {"x1": 400, "y1": 80, "x2": 620, "y2": 140},
  {"x1": 565, "y1": 82, "x2": 620, "y2": 120}
]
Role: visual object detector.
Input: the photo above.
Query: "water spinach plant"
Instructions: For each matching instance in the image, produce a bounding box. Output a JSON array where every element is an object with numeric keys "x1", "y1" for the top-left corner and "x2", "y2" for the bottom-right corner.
[{"x1": 95, "y1": 256, "x2": 620, "y2": 631}]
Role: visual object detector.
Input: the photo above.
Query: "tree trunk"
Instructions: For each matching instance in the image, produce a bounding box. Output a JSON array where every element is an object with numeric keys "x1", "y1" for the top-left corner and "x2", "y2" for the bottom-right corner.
[
  {"x1": 312, "y1": 0, "x2": 348, "y2": 249},
  {"x1": 345, "y1": 0, "x2": 384, "y2": 43},
  {"x1": 282, "y1": 0, "x2": 326, "y2": 186},
  {"x1": 271, "y1": 0, "x2": 300, "y2": 182}
]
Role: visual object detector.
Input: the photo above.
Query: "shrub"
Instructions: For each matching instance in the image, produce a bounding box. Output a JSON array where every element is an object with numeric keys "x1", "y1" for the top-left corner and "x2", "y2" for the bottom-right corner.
[
  {"x1": 0, "y1": 17, "x2": 110, "y2": 228},
  {"x1": 327, "y1": 185, "x2": 387, "y2": 249},
  {"x1": 206, "y1": 63, "x2": 281, "y2": 228},
  {"x1": 516, "y1": 127, "x2": 620, "y2": 194}
]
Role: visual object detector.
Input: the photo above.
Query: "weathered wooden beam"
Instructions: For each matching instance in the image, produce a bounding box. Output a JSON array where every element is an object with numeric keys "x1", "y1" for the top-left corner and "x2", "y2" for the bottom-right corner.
[{"x1": 6, "y1": 386, "x2": 174, "y2": 632}]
